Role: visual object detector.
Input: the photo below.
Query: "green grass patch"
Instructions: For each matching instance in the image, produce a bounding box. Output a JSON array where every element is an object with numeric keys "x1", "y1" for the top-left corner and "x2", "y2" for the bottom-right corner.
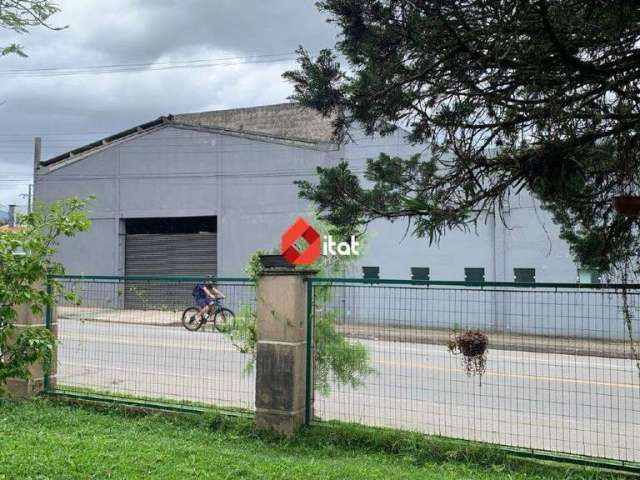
[
  {"x1": 53, "y1": 384, "x2": 253, "y2": 417},
  {"x1": 0, "y1": 399, "x2": 628, "y2": 479}
]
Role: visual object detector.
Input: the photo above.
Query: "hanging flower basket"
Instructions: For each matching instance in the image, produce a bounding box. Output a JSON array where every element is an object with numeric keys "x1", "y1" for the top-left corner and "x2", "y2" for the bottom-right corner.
[
  {"x1": 613, "y1": 196, "x2": 640, "y2": 217},
  {"x1": 448, "y1": 329, "x2": 489, "y2": 378}
]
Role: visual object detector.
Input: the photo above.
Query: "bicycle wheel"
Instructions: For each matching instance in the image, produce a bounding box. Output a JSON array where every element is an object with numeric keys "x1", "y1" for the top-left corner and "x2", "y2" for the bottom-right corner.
[
  {"x1": 213, "y1": 308, "x2": 235, "y2": 333},
  {"x1": 182, "y1": 307, "x2": 206, "y2": 331}
]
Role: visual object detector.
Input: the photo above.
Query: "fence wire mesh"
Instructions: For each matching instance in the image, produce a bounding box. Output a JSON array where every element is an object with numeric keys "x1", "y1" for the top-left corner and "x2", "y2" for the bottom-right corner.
[
  {"x1": 49, "y1": 276, "x2": 256, "y2": 412},
  {"x1": 310, "y1": 280, "x2": 640, "y2": 464}
]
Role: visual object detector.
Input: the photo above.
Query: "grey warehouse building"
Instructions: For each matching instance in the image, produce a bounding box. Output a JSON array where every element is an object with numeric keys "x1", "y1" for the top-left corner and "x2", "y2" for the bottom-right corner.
[{"x1": 35, "y1": 103, "x2": 587, "y2": 284}]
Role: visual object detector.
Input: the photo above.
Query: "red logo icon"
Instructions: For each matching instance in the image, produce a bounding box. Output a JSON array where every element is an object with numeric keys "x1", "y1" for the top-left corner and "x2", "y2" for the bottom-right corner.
[{"x1": 281, "y1": 217, "x2": 321, "y2": 265}]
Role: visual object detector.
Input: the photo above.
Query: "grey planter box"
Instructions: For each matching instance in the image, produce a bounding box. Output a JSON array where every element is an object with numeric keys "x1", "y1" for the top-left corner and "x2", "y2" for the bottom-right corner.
[
  {"x1": 411, "y1": 267, "x2": 430, "y2": 281},
  {"x1": 259, "y1": 254, "x2": 294, "y2": 270},
  {"x1": 362, "y1": 266, "x2": 380, "y2": 279}
]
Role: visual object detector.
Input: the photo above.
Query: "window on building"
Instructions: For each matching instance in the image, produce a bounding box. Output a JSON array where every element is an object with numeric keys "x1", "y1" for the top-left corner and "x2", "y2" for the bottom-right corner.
[
  {"x1": 362, "y1": 266, "x2": 380, "y2": 279},
  {"x1": 465, "y1": 267, "x2": 485, "y2": 283},
  {"x1": 125, "y1": 216, "x2": 217, "y2": 234},
  {"x1": 514, "y1": 268, "x2": 535, "y2": 283},
  {"x1": 411, "y1": 267, "x2": 430, "y2": 281},
  {"x1": 578, "y1": 269, "x2": 602, "y2": 284}
]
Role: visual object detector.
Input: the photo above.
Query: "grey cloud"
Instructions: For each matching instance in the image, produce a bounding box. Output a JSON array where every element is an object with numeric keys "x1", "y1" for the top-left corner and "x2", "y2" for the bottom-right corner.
[
  {"x1": 0, "y1": 1, "x2": 336, "y2": 205},
  {"x1": 72, "y1": 0, "x2": 338, "y2": 62}
]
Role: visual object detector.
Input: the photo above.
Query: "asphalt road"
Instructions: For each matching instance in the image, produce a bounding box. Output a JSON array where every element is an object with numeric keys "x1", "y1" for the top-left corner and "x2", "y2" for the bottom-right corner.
[{"x1": 57, "y1": 318, "x2": 640, "y2": 463}]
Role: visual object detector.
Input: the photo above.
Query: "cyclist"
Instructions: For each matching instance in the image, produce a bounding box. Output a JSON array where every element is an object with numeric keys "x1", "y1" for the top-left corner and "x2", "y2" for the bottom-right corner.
[{"x1": 193, "y1": 281, "x2": 225, "y2": 318}]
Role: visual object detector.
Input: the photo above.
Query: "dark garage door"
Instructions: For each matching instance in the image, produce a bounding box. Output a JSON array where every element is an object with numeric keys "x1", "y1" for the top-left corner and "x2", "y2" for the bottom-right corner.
[{"x1": 124, "y1": 217, "x2": 217, "y2": 309}]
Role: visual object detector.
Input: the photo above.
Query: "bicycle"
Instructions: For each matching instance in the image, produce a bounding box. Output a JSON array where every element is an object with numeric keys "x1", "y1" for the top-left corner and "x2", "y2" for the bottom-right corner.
[{"x1": 181, "y1": 299, "x2": 235, "y2": 333}]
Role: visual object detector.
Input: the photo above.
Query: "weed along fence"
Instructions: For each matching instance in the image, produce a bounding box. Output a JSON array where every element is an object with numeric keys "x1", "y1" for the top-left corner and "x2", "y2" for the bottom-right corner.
[
  {"x1": 308, "y1": 278, "x2": 640, "y2": 466},
  {"x1": 41, "y1": 273, "x2": 640, "y2": 471},
  {"x1": 48, "y1": 275, "x2": 256, "y2": 412}
]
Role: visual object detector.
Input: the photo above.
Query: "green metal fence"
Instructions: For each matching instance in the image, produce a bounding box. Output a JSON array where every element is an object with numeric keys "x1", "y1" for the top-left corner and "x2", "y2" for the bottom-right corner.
[
  {"x1": 307, "y1": 278, "x2": 640, "y2": 466},
  {"x1": 47, "y1": 275, "x2": 255, "y2": 413},
  {"x1": 45, "y1": 273, "x2": 640, "y2": 469}
]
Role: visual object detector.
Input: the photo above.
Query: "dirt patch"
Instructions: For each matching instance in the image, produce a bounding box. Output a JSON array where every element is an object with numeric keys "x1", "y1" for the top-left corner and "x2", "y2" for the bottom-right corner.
[
  {"x1": 58, "y1": 306, "x2": 182, "y2": 327},
  {"x1": 337, "y1": 324, "x2": 634, "y2": 360},
  {"x1": 57, "y1": 306, "x2": 635, "y2": 359}
]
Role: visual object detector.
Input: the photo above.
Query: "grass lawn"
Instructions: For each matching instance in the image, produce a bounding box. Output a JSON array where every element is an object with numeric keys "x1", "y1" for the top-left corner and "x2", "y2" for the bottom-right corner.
[{"x1": 0, "y1": 399, "x2": 626, "y2": 480}]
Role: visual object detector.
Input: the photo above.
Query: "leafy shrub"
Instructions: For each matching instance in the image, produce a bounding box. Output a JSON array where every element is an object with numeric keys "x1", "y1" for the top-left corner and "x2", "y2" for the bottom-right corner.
[
  {"x1": 221, "y1": 212, "x2": 375, "y2": 395},
  {"x1": 0, "y1": 197, "x2": 91, "y2": 393}
]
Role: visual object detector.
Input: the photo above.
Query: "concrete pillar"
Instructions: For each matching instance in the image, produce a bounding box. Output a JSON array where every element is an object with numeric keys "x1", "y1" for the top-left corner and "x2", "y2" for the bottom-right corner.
[
  {"x1": 493, "y1": 206, "x2": 509, "y2": 331},
  {"x1": 4, "y1": 302, "x2": 57, "y2": 399},
  {"x1": 255, "y1": 269, "x2": 315, "y2": 435},
  {"x1": 7, "y1": 204, "x2": 16, "y2": 227}
]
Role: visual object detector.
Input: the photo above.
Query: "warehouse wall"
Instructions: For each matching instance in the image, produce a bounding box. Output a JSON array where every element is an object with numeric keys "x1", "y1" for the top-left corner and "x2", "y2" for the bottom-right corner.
[
  {"x1": 36, "y1": 124, "x2": 581, "y2": 282},
  {"x1": 35, "y1": 122, "x2": 608, "y2": 337},
  {"x1": 36, "y1": 126, "x2": 339, "y2": 276}
]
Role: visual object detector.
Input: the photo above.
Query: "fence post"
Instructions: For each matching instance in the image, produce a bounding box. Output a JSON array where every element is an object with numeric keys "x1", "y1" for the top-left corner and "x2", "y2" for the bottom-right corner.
[
  {"x1": 304, "y1": 278, "x2": 314, "y2": 426},
  {"x1": 44, "y1": 279, "x2": 58, "y2": 392},
  {"x1": 255, "y1": 269, "x2": 316, "y2": 435},
  {"x1": 4, "y1": 283, "x2": 57, "y2": 399}
]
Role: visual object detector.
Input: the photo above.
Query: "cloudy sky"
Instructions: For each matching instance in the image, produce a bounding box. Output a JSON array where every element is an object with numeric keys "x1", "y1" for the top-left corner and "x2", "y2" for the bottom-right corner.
[{"x1": 0, "y1": 0, "x2": 339, "y2": 210}]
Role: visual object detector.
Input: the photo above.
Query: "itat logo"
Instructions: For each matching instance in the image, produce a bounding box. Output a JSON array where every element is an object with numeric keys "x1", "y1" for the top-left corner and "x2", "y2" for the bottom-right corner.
[
  {"x1": 281, "y1": 217, "x2": 360, "y2": 266},
  {"x1": 281, "y1": 217, "x2": 321, "y2": 265}
]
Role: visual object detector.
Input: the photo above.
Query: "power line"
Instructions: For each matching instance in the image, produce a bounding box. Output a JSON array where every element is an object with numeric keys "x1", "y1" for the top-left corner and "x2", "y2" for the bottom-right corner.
[
  {"x1": 0, "y1": 52, "x2": 302, "y2": 78},
  {"x1": 0, "y1": 131, "x2": 112, "y2": 137},
  {"x1": 0, "y1": 52, "x2": 297, "y2": 73}
]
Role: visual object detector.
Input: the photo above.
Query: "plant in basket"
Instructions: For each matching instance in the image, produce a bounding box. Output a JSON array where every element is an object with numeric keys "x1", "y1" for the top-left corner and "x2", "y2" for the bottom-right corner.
[{"x1": 448, "y1": 329, "x2": 489, "y2": 381}]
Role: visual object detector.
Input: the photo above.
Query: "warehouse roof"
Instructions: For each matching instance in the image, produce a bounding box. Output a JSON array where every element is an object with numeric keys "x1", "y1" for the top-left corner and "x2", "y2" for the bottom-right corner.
[
  {"x1": 41, "y1": 103, "x2": 335, "y2": 167},
  {"x1": 174, "y1": 103, "x2": 335, "y2": 143}
]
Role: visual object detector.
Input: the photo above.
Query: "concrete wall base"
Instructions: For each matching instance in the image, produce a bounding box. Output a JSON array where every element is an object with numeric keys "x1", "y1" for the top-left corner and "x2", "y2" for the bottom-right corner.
[
  {"x1": 255, "y1": 409, "x2": 305, "y2": 435},
  {"x1": 3, "y1": 300, "x2": 56, "y2": 400},
  {"x1": 254, "y1": 269, "x2": 315, "y2": 435},
  {"x1": 4, "y1": 377, "x2": 45, "y2": 400}
]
